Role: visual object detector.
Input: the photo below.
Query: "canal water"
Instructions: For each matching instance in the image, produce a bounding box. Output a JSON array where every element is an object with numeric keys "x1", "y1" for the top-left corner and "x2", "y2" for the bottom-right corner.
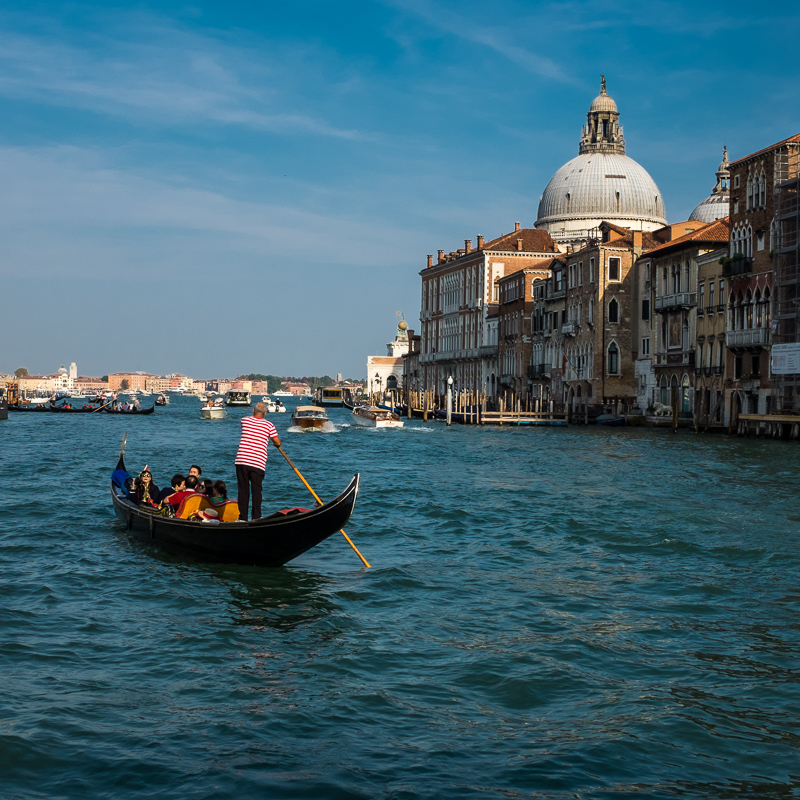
[{"x1": 2, "y1": 395, "x2": 800, "y2": 799}]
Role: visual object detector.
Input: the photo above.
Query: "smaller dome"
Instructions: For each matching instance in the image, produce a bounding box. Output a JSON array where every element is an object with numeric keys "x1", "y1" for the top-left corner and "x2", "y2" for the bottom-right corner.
[
  {"x1": 590, "y1": 93, "x2": 617, "y2": 113},
  {"x1": 57, "y1": 364, "x2": 68, "y2": 375},
  {"x1": 689, "y1": 193, "x2": 730, "y2": 223}
]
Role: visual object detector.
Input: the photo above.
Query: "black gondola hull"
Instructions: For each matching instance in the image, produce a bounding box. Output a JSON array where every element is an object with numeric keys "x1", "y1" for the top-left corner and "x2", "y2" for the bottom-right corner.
[
  {"x1": 111, "y1": 472, "x2": 360, "y2": 566},
  {"x1": 105, "y1": 405, "x2": 156, "y2": 415}
]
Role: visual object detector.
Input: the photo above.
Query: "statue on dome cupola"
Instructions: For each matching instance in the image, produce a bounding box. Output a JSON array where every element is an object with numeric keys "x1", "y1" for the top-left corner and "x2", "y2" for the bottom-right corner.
[{"x1": 580, "y1": 76, "x2": 626, "y2": 156}]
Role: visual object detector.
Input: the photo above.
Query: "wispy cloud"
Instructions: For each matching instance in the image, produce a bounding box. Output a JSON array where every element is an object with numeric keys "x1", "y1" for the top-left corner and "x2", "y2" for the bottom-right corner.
[
  {"x1": 384, "y1": 0, "x2": 579, "y2": 84},
  {"x1": 0, "y1": 15, "x2": 371, "y2": 139}
]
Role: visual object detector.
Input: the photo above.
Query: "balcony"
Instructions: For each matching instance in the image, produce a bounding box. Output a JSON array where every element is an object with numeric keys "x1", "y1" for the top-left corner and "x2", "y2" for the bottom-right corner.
[
  {"x1": 561, "y1": 323, "x2": 577, "y2": 336},
  {"x1": 726, "y1": 327, "x2": 771, "y2": 348},
  {"x1": 655, "y1": 291, "x2": 697, "y2": 312},
  {"x1": 655, "y1": 351, "x2": 695, "y2": 367},
  {"x1": 546, "y1": 289, "x2": 565, "y2": 301},
  {"x1": 706, "y1": 306, "x2": 715, "y2": 315},
  {"x1": 722, "y1": 257, "x2": 753, "y2": 277},
  {"x1": 528, "y1": 364, "x2": 548, "y2": 378},
  {"x1": 713, "y1": 366, "x2": 724, "y2": 375}
]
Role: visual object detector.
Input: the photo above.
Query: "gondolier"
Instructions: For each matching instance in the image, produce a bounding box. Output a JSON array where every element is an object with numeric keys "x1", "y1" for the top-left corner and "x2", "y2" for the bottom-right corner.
[{"x1": 235, "y1": 401, "x2": 281, "y2": 521}]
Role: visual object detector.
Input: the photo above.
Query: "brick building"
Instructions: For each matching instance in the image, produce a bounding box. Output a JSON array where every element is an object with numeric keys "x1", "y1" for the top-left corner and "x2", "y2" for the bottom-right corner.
[{"x1": 724, "y1": 134, "x2": 800, "y2": 420}]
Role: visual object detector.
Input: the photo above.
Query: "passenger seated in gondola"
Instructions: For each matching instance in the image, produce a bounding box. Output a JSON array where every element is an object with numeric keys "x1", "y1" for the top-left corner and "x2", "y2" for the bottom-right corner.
[
  {"x1": 128, "y1": 467, "x2": 160, "y2": 507},
  {"x1": 167, "y1": 475, "x2": 199, "y2": 510},
  {"x1": 158, "y1": 474, "x2": 185, "y2": 504},
  {"x1": 210, "y1": 480, "x2": 228, "y2": 503},
  {"x1": 198, "y1": 479, "x2": 214, "y2": 497}
]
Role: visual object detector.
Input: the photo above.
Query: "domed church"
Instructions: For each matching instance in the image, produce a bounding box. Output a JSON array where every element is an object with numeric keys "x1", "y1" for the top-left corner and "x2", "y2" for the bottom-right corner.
[
  {"x1": 689, "y1": 147, "x2": 730, "y2": 223},
  {"x1": 535, "y1": 77, "x2": 667, "y2": 249}
]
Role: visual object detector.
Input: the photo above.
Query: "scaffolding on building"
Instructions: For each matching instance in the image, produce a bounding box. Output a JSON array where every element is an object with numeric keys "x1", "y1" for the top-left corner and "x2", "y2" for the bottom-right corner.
[{"x1": 772, "y1": 143, "x2": 800, "y2": 412}]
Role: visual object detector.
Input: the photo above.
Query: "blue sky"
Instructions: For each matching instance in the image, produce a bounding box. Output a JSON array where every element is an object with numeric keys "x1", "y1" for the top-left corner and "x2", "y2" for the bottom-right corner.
[{"x1": 2, "y1": 0, "x2": 798, "y2": 379}]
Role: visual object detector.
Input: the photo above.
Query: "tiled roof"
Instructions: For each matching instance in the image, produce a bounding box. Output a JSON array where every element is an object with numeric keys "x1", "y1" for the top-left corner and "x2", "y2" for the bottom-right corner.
[
  {"x1": 730, "y1": 133, "x2": 800, "y2": 167},
  {"x1": 643, "y1": 218, "x2": 730, "y2": 257},
  {"x1": 485, "y1": 228, "x2": 559, "y2": 253}
]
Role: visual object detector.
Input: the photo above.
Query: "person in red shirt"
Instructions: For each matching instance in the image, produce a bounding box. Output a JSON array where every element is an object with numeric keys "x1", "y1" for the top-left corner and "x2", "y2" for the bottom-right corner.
[{"x1": 235, "y1": 402, "x2": 281, "y2": 520}]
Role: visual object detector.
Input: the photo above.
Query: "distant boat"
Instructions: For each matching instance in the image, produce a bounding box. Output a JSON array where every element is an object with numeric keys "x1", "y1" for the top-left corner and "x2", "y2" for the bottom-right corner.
[
  {"x1": 596, "y1": 413, "x2": 625, "y2": 426},
  {"x1": 314, "y1": 386, "x2": 344, "y2": 407},
  {"x1": 155, "y1": 394, "x2": 169, "y2": 406},
  {"x1": 200, "y1": 398, "x2": 227, "y2": 419},
  {"x1": 291, "y1": 405, "x2": 330, "y2": 430},
  {"x1": 225, "y1": 390, "x2": 251, "y2": 407},
  {"x1": 273, "y1": 390, "x2": 293, "y2": 397},
  {"x1": 352, "y1": 405, "x2": 404, "y2": 429}
]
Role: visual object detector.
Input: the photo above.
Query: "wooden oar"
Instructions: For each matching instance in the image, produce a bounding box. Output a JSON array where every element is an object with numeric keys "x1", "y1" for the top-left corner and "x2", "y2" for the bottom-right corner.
[
  {"x1": 91, "y1": 399, "x2": 114, "y2": 413},
  {"x1": 277, "y1": 445, "x2": 370, "y2": 569}
]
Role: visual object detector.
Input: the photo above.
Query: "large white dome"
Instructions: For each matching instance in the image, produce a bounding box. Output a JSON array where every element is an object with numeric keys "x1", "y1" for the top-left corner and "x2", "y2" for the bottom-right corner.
[
  {"x1": 535, "y1": 78, "x2": 668, "y2": 246},
  {"x1": 536, "y1": 152, "x2": 667, "y2": 229}
]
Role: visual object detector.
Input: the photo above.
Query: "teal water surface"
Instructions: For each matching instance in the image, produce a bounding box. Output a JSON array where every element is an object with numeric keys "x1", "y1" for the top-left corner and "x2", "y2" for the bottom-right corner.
[{"x1": 2, "y1": 396, "x2": 800, "y2": 799}]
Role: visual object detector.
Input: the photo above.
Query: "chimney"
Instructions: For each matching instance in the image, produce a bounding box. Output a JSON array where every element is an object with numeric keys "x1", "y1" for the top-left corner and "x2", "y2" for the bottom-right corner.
[
  {"x1": 427, "y1": 254, "x2": 433, "y2": 268},
  {"x1": 632, "y1": 231, "x2": 642, "y2": 254},
  {"x1": 437, "y1": 249, "x2": 444, "y2": 264},
  {"x1": 515, "y1": 221, "x2": 521, "y2": 232},
  {"x1": 477, "y1": 234, "x2": 484, "y2": 249},
  {"x1": 517, "y1": 238, "x2": 523, "y2": 251},
  {"x1": 465, "y1": 239, "x2": 471, "y2": 254}
]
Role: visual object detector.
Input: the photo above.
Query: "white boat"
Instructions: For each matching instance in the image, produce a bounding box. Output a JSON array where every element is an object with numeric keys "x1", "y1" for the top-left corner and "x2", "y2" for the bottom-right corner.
[
  {"x1": 352, "y1": 405, "x2": 404, "y2": 428},
  {"x1": 262, "y1": 396, "x2": 277, "y2": 412},
  {"x1": 273, "y1": 390, "x2": 293, "y2": 397},
  {"x1": 200, "y1": 398, "x2": 227, "y2": 419},
  {"x1": 274, "y1": 399, "x2": 287, "y2": 413}
]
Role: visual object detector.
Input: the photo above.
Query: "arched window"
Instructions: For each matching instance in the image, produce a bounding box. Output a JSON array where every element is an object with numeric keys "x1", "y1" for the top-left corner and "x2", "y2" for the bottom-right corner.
[
  {"x1": 755, "y1": 289, "x2": 763, "y2": 328},
  {"x1": 608, "y1": 298, "x2": 619, "y2": 323},
  {"x1": 659, "y1": 375, "x2": 668, "y2": 406},
  {"x1": 607, "y1": 342, "x2": 619, "y2": 375},
  {"x1": 745, "y1": 290, "x2": 753, "y2": 329},
  {"x1": 682, "y1": 317, "x2": 689, "y2": 350},
  {"x1": 681, "y1": 374, "x2": 691, "y2": 413},
  {"x1": 684, "y1": 262, "x2": 690, "y2": 293}
]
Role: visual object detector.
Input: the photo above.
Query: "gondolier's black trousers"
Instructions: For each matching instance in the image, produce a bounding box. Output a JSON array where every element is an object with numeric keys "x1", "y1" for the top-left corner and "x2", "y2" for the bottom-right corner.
[{"x1": 236, "y1": 464, "x2": 265, "y2": 520}]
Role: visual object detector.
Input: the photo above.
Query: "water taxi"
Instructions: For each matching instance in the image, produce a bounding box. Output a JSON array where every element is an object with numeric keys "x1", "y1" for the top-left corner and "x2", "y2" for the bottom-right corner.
[
  {"x1": 291, "y1": 405, "x2": 330, "y2": 430},
  {"x1": 352, "y1": 405, "x2": 404, "y2": 429}
]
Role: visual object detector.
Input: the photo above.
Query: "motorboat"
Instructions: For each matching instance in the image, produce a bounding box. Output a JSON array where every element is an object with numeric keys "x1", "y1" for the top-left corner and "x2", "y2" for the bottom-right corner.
[
  {"x1": 273, "y1": 390, "x2": 293, "y2": 397},
  {"x1": 291, "y1": 405, "x2": 330, "y2": 430},
  {"x1": 262, "y1": 396, "x2": 277, "y2": 412},
  {"x1": 201, "y1": 398, "x2": 227, "y2": 420},
  {"x1": 352, "y1": 405, "x2": 404, "y2": 429},
  {"x1": 225, "y1": 390, "x2": 251, "y2": 407},
  {"x1": 273, "y1": 399, "x2": 287, "y2": 413}
]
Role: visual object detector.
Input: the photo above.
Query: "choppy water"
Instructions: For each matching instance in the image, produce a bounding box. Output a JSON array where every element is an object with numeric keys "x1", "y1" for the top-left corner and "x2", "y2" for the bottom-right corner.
[{"x1": 2, "y1": 395, "x2": 800, "y2": 799}]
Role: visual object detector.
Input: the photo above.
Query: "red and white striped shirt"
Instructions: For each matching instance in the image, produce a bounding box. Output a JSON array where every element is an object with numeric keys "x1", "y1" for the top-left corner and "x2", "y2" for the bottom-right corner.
[{"x1": 235, "y1": 416, "x2": 279, "y2": 471}]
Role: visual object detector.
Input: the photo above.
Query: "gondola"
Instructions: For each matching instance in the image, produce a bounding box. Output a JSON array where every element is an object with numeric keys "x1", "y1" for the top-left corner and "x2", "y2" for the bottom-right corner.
[
  {"x1": 104, "y1": 404, "x2": 156, "y2": 415},
  {"x1": 8, "y1": 403, "x2": 52, "y2": 412},
  {"x1": 110, "y1": 441, "x2": 360, "y2": 566},
  {"x1": 48, "y1": 404, "x2": 99, "y2": 413}
]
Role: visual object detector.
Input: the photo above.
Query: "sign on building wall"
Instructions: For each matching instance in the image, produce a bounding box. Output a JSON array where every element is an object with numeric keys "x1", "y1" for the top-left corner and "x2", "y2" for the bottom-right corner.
[{"x1": 771, "y1": 343, "x2": 800, "y2": 375}]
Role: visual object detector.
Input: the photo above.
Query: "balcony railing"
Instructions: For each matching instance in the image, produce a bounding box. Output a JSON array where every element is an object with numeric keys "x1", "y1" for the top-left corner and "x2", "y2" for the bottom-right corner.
[
  {"x1": 706, "y1": 306, "x2": 715, "y2": 315},
  {"x1": 713, "y1": 365, "x2": 724, "y2": 374},
  {"x1": 561, "y1": 323, "x2": 577, "y2": 336},
  {"x1": 726, "y1": 327, "x2": 771, "y2": 348},
  {"x1": 527, "y1": 364, "x2": 548, "y2": 378},
  {"x1": 722, "y1": 257, "x2": 753, "y2": 277},
  {"x1": 655, "y1": 291, "x2": 697, "y2": 312}
]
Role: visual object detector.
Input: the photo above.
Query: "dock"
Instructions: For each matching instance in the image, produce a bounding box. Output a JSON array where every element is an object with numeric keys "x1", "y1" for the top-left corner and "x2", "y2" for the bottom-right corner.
[{"x1": 480, "y1": 411, "x2": 568, "y2": 426}]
